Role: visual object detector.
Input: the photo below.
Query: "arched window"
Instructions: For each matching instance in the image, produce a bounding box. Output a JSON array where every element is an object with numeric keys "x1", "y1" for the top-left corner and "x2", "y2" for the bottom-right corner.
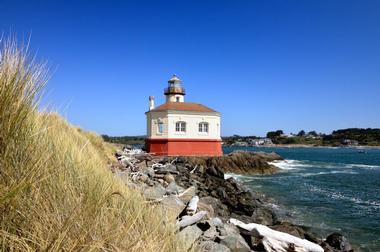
[
  {"x1": 199, "y1": 122, "x2": 209, "y2": 133},
  {"x1": 175, "y1": 121, "x2": 186, "y2": 132}
]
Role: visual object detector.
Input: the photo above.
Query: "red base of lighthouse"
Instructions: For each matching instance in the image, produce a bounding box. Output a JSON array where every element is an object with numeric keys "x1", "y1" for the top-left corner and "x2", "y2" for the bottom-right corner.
[{"x1": 145, "y1": 138, "x2": 223, "y2": 156}]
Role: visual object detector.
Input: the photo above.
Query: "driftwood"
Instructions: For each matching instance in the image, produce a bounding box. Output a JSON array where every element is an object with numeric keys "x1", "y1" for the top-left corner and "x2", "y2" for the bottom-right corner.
[
  {"x1": 229, "y1": 218, "x2": 324, "y2": 252},
  {"x1": 177, "y1": 211, "x2": 208, "y2": 228},
  {"x1": 186, "y1": 196, "x2": 199, "y2": 215},
  {"x1": 190, "y1": 165, "x2": 198, "y2": 174}
]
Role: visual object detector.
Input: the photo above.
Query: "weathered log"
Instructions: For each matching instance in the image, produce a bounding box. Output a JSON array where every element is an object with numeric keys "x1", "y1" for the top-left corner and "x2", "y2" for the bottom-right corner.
[
  {"x1": 177, "y1": 211, "x2": 208, "y2": 228},
  {"x1": 186, "y1": 196, "x2": 199, "y2": 215},
  {"x1": 229, "y1": 218, "x2": 324, "y2": 252},
  {"x1": 190, "y1": 164, "x2": 198, "y2": 174}
]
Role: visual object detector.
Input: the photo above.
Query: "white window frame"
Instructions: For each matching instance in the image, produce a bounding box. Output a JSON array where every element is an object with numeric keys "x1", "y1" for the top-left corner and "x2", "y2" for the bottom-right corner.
[
  {"x1": 198, "y1": 122, "x2": 209, "y2": 134},
  {"x1": 175, "y1": 121, "x2": 186, "y2": 133},
  {"x1": 157, "y1": 121, "x2": 164, "y2": 134}
]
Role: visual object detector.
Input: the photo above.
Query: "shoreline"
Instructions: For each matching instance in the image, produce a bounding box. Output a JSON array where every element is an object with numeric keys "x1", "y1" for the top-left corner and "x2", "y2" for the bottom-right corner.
[
  {"x1": 113, "y1": 148, "x2": 353, "y2": 251},
  {"x1": 225, "y1": 144, "x2": 380, "y2": 149}
]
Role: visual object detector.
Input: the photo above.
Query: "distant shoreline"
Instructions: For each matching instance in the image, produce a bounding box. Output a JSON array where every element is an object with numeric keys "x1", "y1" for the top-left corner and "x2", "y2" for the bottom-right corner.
[{"x1": 224, "y1": 144, "x2": 380, "y2": 149}]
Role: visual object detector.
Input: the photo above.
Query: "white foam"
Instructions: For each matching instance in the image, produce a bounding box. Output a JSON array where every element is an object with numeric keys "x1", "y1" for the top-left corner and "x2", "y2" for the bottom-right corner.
[
  {"x1": 269, "y1": 160, "x2": 313, "y2": 170},
  {"x1": 307, "y1": 185, "x2": 380, "y2": 209},
  {"x1": 301, "y1": 170, "x2": 358, "y2": 177},
  {"x1": 344, "y1": 163, "x2": 380, "y2": 169}
]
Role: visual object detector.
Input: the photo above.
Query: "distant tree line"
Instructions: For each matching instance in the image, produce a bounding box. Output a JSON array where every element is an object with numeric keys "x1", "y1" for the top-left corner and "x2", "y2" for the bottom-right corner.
[
  {"x1": 322, "y1": 128, "x2": 380, "y2": 146},
  {"x1": 222, "y1": 135, "x2": 259, "y2": 145},
  {"x1": 265, "y1": 128, "x2": 380, "y2": 146},
  {"x1": 101, "y1": 135, "x2": 145, "y2": 145}
]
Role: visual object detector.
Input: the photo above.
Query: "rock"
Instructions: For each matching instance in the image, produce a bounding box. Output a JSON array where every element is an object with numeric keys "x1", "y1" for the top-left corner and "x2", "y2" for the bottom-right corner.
[
  {"x1": 199, "y1": 196, "x2": 230, "y2": 219},
  {"x1": 320, "y1": 241, "x2": 335, "y2": 252},
  {"x1": 198, "y1": 241, "x2": 231, "y2": 252},
  {"x1": 155, "y1": 164, "x2": 178, "y2": 174},
  {"x1": 325, "y1": 233, "x2": 352, "y2": 251},
  {"x1": 137, "y1": 161, "x2": 148, "y2": 170},
  {"x1": 206, "y1": 166, "x2": 225, "y2": 178},
  {"x1": 223, "y1": 223, "x2": 240, "y2": 236},
  {"x1": 138, "y1": 173, "x2": 149, "y2": 183},
  {"x1": 198, "y1": 200, "x2": 215, "y2": 218},
  {"x1": 185, "y1": 151, "x2": 282, "y2": 175},
  {"x1": 143, "y1": 184, "x2": 166, "y2": 200},
  {"x1": 202, "y1": 225, "x2": 218, "y2": 240},
  {"x1": 216, "y1": 187, "x2": 227, "y2": 198},
  {"x1": 208, "y1": 217, "x2": 224, "y2": 228},
  {"x1": 166, "y1": 181, "x2": 184, "y2": 194},
  {"x1": 176, "y1": 225, "x2": 203, "y2": 250},
  {"x1": 164, "y1": 173, "x2": 175, "y2": 183},
  {"x1": 174, "y1": 157, "x2": 186, "y2": 164},
  {"x1": 160, "y1": 195, "x2": 186, "y2": 218},
  {"x1": 115, "y1": 150, "x2": 124, "y2": 157},
  {"x1": 178, "y1": 186, "x2": 196, "y2": 203},
  {"x1": 135, "y1": 153, "x2": 152, "y2": 161},
  {"x1": 220, "y1": 233, "x2": 251, "y2": 252},
  {"x1": 270, "y1": 221, "x2": 308, "y2": 239},
  {"x1": 146, "y1": 167, "x2": 155, "y2": 178},
  {"x1": 251, "y1": 207, "x2": 275, "y2": 226},
  {"x1": 123, "y1": 144, "x2": 133, "y2": 150}
]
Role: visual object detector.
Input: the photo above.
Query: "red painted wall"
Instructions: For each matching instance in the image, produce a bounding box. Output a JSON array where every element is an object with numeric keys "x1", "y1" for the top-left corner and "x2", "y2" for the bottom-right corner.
[{"x1": 145, "y1": 138, "x2": 223, "y2": 156}]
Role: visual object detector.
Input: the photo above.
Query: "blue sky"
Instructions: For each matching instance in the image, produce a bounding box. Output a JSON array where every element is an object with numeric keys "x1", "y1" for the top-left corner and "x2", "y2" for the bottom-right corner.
[{"x1": 1, "y1": 0, "x2": 379, "y2": 136}]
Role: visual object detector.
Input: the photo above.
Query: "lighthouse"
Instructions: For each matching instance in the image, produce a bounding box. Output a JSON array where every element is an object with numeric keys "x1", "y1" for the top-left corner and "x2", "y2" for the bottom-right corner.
[{"x1": 145, "y1": 75, "x2": 222, "y2": 156}]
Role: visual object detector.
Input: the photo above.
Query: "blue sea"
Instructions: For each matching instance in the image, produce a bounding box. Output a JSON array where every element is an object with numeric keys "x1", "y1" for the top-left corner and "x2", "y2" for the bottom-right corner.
[{"x1": 223, "y1": 147, "x2": 380, "y2": 252}]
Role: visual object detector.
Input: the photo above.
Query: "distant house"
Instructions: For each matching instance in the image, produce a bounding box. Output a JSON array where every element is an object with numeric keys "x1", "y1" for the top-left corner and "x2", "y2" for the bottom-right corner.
[
  {"x1": 249, "y1": 138, "x2": 273, "y2": 146},
  {"x1": 232, "y1": 141, "x2": 249, "y2": 147},
  {"x1": 341, "y1": 139, "x2": 359, "y2": 146}
]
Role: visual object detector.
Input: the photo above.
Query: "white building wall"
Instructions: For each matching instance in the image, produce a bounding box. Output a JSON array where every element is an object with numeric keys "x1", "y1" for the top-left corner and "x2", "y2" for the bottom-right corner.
[{"x1": 146, "y1": 111, "x2": 221, "y2": 140}]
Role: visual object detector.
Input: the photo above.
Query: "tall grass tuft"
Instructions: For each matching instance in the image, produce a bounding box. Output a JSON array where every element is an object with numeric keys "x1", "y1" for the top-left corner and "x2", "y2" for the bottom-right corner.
[{"x1": 0, "y1": 38, "x2": 182, "y2": 251}]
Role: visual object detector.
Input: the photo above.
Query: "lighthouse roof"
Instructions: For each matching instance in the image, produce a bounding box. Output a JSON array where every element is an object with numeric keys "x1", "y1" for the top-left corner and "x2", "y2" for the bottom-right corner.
[
  {"x1": 168, "y1": 74, "x2": 182, "y2": 83},
  {"x1": 151, "y1": 102, "x2": 218, "y2": 113}
]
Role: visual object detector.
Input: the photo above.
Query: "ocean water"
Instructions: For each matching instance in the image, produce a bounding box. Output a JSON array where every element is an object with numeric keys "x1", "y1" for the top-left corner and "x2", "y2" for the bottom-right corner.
[{"x1": 223, "y1": 147, "x2": 380, "y2": 251}]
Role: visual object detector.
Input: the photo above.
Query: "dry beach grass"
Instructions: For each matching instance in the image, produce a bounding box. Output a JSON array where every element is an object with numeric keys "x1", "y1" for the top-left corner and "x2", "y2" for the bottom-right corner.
[{"x1": 0, "y1": 38, "x2": 182, "y2": 251}]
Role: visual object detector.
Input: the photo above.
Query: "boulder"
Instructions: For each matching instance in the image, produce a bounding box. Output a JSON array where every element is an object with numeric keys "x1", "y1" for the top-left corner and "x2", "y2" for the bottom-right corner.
[
  {"x1": 155, "y1": 164, "x2": 178, "y2": 174},
  {"x1": 203, "y1": 225, "x2": 218, "y2": 240},
  {"x1": 138, "y1": 173, "x2": 149, "y2": 183},
  {"x1": 208, "y1": 217, "x2": 224, "y2": 228},
  {"x1": 251, "y1": 207, "x2": 275, "y2": 226},
  {"x1": 145, "y1": 167, "x2": 155, "y2": 178},
  {"x1": 198, "y1": 241, "x2": 231, "y2": 252},
  {"x1": 185, "y1": 151, "x2": 282, "y2": 176},
  {"x1": 160, "y1": 195, "x2": 186, "y2": 218},
  {"x1": 143, "y1": 184, "x2": 166, "y2": 200},
  {"x1": 220, "y1": 233, "x2": 251, "y2": 252},
  {"x1": 270, "y1": 221, "x2": 306, "y2": 239},
  {"x1": 164, "y1": 173, "x2": 175, "y2": 183},
  {"x1": 176, "y1": 225, "x2": 203, "y2": 250},
  {"x1": 199, "y1": 196, "x2": 230, "y2": 219},
  {"x1": 166, "y1": 181, "x2": 184, "y2": 195},
  {"x1": 135, "y1": 153, "x2": 152, "y2": 161},
  {"x1": 123, "y1": 144, "x2": 134, "y2": 150},
  {"x1": 325, "y1": 233, "x2": 352, "y2": 252},
  {"x1": 197, "y1": 200, "x2": 215, "y2": 218},
  {"x1": 178, "y1": 186, "x2": 196, "y2": 203},
  {"x1": 137, "y1": 161, "x2": 148, "y2": 170}
]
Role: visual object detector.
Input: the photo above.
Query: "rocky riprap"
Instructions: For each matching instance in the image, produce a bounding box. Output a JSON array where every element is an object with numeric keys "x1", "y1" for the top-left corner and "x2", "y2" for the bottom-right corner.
[{"x1": 111, "y1": 146, "x2": 353, "y2": 252}]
